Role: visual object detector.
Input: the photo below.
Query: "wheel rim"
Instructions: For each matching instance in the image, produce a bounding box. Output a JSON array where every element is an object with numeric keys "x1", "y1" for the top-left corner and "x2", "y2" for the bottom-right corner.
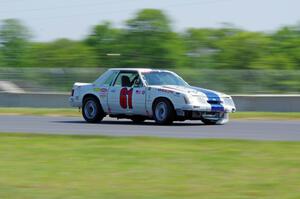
[
  {"x1": 155, "y1": 102, "x2": 168, "y2": 121},
  {"x1": 84, "y1": 100, "x2": 97, "y2": 119}
]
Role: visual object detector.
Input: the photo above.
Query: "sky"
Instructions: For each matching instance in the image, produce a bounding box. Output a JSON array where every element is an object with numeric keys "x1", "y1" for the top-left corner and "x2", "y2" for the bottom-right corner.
[{"x1": 0, "y1": 0, "x2": 299, "y2": 41}]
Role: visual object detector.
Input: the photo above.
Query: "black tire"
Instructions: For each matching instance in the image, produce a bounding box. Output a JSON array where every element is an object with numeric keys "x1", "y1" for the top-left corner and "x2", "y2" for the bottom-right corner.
[
  {"x1": 153, "y1": 98, "x2": 174, "y2": 125},
  {"x1": 82, "y1": 96, "x2": 105, "y2": 123},
  {"x1": 131, "y1": 116, "x2": 146, "y2": 123}
]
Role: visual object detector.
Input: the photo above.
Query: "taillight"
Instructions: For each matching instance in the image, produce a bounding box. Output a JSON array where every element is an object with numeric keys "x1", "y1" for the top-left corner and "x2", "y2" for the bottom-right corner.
[{"x1": 71, "y1": 89, "x2": 74, "y2": 96}]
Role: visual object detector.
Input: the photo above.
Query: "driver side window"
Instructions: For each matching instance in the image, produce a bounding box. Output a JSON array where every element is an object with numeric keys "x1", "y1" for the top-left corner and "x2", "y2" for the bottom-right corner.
[
  {"x1": 113, "y1": 71, "x2": 141, "y2": 87},
  {"x1": 132, "y1": 77, "x2": 143, "y2": 87}
]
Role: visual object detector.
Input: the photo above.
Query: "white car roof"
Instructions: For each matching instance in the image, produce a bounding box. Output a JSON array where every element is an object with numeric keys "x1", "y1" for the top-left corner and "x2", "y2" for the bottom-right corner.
[{"x1": 108, "y1": 68, "x2": 171, "y2": 73}]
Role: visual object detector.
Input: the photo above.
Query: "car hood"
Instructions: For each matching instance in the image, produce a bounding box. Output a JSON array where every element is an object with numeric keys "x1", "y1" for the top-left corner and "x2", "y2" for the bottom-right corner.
[{"x1": 150, "y1": 85, "x2": 228, "y2": 99}]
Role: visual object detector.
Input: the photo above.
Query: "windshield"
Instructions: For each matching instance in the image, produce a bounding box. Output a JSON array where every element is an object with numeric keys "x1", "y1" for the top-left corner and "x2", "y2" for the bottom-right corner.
[{"x1": 142, "y1": 71, "x2": 188, "y2": 86}]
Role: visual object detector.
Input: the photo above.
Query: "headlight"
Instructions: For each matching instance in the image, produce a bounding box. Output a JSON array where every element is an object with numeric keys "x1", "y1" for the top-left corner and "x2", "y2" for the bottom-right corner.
[
  {"x1": 184, "y1": 95, "x2": 206, "y2": 104},
  {"x1": 222, "y1": 97, "x2": 234, "y2": 106},
  {"x1": 196, "y1": 96, "x2": 207, "y2": 104}
]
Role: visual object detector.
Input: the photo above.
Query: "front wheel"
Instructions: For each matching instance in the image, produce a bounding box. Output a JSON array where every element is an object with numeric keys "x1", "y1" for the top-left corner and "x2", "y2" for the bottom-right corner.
[
  {"x1": 82, "y1": 96, "x2": 105, "y2": 123},
  {"x1": 153, "y1": 98, "x2": 174, "y2": 125}
]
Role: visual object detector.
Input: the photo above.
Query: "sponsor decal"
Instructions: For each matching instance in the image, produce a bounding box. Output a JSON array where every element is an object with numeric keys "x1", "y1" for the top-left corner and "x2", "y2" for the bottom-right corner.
[
  {"x1": 94, "y1": 87, "x2": 108, "y2": 97},
  {"x1": 158, "y1": 88, "x2": 174, "y2": 94},
  {"x1": 99, "y1": 88, "x2": 108, "y2": 93},
  {"x1": 120, "y1": 88, "x2": 133, "y2": 109},
  {"x1": 94, "y1": 87, "x2": 108, "y2": 93},
  {"x1": 135, "y1": 90, "x2": 145, "y2": 95},
  {"x1": 159, "y1": 86, "x2": 183, "y2": 96}
]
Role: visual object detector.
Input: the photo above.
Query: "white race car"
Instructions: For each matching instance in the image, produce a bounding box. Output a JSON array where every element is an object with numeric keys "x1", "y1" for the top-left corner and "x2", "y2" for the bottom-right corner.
[{"x1": 69, "y1": 68, "x2": 236, "y2": 125}]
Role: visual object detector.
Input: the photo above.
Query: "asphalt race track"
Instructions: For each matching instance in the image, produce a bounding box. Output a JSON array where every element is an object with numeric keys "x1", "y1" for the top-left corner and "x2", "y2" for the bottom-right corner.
[{"x1": 0, "y1": 115, "x2": 300, "y2": 141}]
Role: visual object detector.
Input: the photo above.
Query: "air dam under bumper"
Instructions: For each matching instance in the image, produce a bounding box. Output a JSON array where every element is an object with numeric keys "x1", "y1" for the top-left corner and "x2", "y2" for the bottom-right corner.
[
  {"x1": 176, "y1": 110, "x2": 228, "y2": 120},
  {"x1": 179, "y1": 104, "x2": 236, "y2": 113},
  {"x1": 176, "y1": 104, "x2": 235, "y2": 120}
]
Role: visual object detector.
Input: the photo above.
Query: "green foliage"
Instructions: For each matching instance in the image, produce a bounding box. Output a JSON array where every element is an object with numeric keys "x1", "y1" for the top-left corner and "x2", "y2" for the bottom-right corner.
[
  {"x1": 0, "y1": 51, "x2": 4, "y2": 67},
  {"x1": 85, "y1": 21, "x2": 121, "y2": 67},
  {"x1": 119, "y1": 9, "x2": 184, "y2": 68},
  {"x1": 0, "y1": 19, "x2": 30, "y2": 67},
  {"x1": 215, "y1": 31, "x2": 272, "y2": 69},
  {"x1": 271, "y1": 25, "x2": 300, "y2": 69},
  {"x1": 250, "y1": 55, "x2": 296, "y2": 69},
  {"x1": 23, "y1": 39, "x2": 97, "y2": 67},
  {"x1": 183, "y1": 28, "x2": 222, "y2": 68},
  {"x1": 1, "y1": 10, "x2": 300, "y2": 70}
]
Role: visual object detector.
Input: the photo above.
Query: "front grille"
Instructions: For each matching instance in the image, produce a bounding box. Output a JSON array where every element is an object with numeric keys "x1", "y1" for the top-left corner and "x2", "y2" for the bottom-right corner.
[
  {"x1": 202, "y1": 112, "x2": 223, "y2": 119},
  {"x1": 207, "y1": 99, "x2": 222, "y2": 104}
]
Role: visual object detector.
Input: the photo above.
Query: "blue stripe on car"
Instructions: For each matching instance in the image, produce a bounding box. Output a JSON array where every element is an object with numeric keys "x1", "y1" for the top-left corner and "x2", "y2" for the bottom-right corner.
[
  {"x1": 211, "y1": 104, "x2": 224, "y2": 112},
  {"x1": 191, "y1": 87, "x2": 224, "y2": 112}
]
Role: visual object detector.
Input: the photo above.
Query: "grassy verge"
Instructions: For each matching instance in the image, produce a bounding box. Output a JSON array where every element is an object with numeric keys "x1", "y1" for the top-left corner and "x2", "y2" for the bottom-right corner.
[
  {"x1": 0, "y1": 108, "x2": 80, "y2": 117},
  {"x1": 231, "y1": 112, "x2": 300, "y2": 120},
  {"x1": 1, "y1": 107, "x2": 300, "y2": 120},
  {"x1": 0, "y1": 133, "x2": 300, "y2": 199}
]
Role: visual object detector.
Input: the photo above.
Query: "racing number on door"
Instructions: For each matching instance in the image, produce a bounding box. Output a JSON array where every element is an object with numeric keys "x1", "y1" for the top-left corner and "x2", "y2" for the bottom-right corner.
[{"x1": 120, "y1": 88, "x2": 133, "y2": 109}]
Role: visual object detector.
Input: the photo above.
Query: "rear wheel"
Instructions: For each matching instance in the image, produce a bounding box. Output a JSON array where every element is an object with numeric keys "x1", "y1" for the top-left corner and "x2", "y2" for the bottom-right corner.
[
  {"x1": 153, "y1": 98, "x2": 174, "y2": 125},
  {"x1": 82, "y1": 96, "x2": 105, "y2": 123}
]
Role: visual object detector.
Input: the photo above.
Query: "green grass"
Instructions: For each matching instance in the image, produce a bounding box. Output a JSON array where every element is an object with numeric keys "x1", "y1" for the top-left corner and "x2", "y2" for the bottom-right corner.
[
  {"x1": 0, "y1": 107, "x2": 80, "y2": 117},
  {"x1": 1, "y1": 107, "x2": 300, "y2": 120},
  {"x1": 231, "y1": 112, "x2": 300, "y2": 120},
  {"x1": 0, "y1": 133, "x2": 300, "y2": 199}
]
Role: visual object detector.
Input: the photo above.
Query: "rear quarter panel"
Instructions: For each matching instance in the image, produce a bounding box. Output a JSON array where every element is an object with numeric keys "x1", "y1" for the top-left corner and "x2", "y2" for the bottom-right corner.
[{"x1": 73, "y1": 84, "x2": 109, "y2": 113}]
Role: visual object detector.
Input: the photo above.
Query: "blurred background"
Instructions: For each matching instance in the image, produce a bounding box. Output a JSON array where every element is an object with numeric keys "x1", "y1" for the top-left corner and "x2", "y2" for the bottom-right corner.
[
  {"x1": 0, "y1": 0, "x2": 300, "y2": 94},
  {"x1": 2, "y1": 2, "x2": 300, "y2": 199}
]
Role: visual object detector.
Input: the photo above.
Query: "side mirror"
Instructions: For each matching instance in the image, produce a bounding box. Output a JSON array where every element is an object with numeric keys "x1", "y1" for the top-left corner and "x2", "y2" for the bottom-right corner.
[{"x1": 133, "y1": 78, "x2": 142, "y2": 87}]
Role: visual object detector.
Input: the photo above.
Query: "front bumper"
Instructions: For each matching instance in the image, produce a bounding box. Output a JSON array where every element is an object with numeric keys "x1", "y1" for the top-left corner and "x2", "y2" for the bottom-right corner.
[
  {"x1": 180, "y1": 104, "x2": 236, "y2": 113},
  {"x1": 176, "y1": 103, "x2": 236, "y2": 120},
  {"x1": 69, "y1": 96, "x2": 81, "y2": 107},
  {"x1": 176, "y1": 110, "x2": 229, "y2": 121}
]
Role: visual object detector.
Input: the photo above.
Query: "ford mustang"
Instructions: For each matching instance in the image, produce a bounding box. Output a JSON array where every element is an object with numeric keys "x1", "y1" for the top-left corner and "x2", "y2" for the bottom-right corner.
[{"x1": 69, "y1": 68, "x2": 236, "y2": 124}]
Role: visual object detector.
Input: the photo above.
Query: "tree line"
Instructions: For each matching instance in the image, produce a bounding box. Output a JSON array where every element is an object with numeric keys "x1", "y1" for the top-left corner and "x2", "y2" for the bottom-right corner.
[{"x1": 0, "y1": 9, "x2": 300, "y2": 69}]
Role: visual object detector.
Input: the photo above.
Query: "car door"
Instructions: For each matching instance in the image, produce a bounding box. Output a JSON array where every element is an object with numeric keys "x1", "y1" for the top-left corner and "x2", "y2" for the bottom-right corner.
[
  {"x1": 108, "y1": 71, "x2": 138, "y2": 114},
  {"x1": 130, "y1": 76, "x2": 147, "y2": 116}
]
